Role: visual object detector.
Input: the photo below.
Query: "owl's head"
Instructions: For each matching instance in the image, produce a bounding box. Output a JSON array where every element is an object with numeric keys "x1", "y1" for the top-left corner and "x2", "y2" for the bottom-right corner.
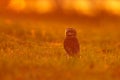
[{"x1": 65, "y1": 28, "x2": 77, "y2": 37}]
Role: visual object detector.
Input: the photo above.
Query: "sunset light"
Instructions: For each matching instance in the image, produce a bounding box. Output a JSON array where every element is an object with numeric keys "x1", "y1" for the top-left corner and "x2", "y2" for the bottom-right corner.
[
  {"x1": 34, "y1": 0, "x2": 55, "y2": 13},
  {"x1": 4, "y1": 0, "x2": 120, "y2": 15},
  {"x1": 62, "y1": 0, "x2": 74, "y2": 11},
  {"x1": 104, "y1": 0, "x2": 120, "y2": 15},
  {"x1": 73, "y1": 0, "x2": 93, "y2": 15},
  {"x1": 8, "y1": 0, "x2": 26, "y2": 11},
  {"x1": 0, "y1": 0, "x2": 120, "y2": 80}
]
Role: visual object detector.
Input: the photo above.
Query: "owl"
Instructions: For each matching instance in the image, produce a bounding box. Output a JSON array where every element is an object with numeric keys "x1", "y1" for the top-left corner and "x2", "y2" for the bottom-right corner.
[{"x1": 64, "y1": 28, "x2": 80, "y2": 57}]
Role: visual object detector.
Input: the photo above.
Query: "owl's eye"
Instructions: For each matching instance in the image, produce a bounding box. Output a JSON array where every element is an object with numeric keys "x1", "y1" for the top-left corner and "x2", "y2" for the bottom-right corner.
[
  {"x1": 66, "y1": 31, "x2": 76, "y2": 37},
  {"x1": 65, "y1": 28, "x2": 77, "y2": 36}
]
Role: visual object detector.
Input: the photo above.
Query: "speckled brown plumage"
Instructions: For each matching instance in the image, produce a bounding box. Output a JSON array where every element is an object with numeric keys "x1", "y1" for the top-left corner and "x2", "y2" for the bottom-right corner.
[{"x1": 64, "y1": 28, "x2": 80, "y2": 57}]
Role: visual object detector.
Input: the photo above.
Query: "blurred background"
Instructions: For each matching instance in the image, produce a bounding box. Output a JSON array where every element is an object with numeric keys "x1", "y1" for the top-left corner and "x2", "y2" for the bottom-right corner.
[
  {"x1": 0, "y1": 0, "x2": 120, "y2": 42},
  {"x1": 1, "y1": 0, "x2": 120, "y2": 25},
  {"x1": 1, "y1": 0, "x2": 120, "y2": 17},
  {"x1": 0, "y1": 0, "x2": 120, "y2": 15},
  {"x1": 0, "y1": 0, "x2": 120, "y2": 26}
]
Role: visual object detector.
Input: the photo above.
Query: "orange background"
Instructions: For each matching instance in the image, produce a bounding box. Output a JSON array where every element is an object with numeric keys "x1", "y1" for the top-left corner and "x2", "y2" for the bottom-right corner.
[{"x1": 0, "y1": 0, "x2": 120, "y2": 16}]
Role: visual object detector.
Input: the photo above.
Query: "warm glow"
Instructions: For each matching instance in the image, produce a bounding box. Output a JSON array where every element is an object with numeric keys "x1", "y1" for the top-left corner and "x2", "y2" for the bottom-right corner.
[
  {"x1": 104, "y1": 0, "x2": 120, "y2": 15},
  {"x1": 8, "y1": 0, "x2": 26, "y2": 11},
  {"x1": 62, "y1": 0, "x2": 74, "y2": 10},
  {"x1": 4, "y1": 19, "x2": 13, "y2": 25},
  {"x1": 73, "y1": 0, "x2": 93, "y2": 15},
  {"x1": 4, "y1": 0, "x2": 120, "y2": 15},
  {"x1": 35, "y1": 0, "x2": 55, "y2": 13}
]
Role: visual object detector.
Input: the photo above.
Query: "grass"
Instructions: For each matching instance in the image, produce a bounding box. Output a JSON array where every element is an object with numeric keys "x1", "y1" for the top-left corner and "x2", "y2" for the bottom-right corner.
[{"x1": 0, "y1": 19, "x2": 120, "y2": 80}]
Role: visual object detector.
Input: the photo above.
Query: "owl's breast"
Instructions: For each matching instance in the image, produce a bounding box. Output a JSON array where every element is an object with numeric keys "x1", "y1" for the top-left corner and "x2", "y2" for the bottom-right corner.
[{"x1": 64, "y1": 37, "x2": 80, "y2": 55}]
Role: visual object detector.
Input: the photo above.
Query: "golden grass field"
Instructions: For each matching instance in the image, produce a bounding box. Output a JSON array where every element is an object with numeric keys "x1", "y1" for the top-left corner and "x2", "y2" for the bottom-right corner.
[{"x1": 0, "y1": 18, "x2": 120, "y2": 80}]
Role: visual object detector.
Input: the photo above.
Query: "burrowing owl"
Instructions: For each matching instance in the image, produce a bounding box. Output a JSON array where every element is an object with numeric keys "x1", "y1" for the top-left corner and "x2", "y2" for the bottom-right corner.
[{"x1": 64, "y1": 28, "x2": 80, "y2": 57}]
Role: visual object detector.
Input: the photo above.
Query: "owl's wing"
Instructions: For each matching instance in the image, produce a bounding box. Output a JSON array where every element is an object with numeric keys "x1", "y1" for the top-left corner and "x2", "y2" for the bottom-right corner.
[
  {"x1": 72, "y1": 38, "x2": 80, "y2": 53},
  {"x1": 64, "y1": 38, "x2": 72, "y2": 53},
  {"x1": 64, "y1": 37, "x2": 80, "y2": 54}
]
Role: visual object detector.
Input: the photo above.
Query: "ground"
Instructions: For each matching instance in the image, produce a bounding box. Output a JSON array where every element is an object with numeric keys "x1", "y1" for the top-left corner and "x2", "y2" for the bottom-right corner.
[{"x1": 0, "y1": 18, "x2": 120, "y2": 80}]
